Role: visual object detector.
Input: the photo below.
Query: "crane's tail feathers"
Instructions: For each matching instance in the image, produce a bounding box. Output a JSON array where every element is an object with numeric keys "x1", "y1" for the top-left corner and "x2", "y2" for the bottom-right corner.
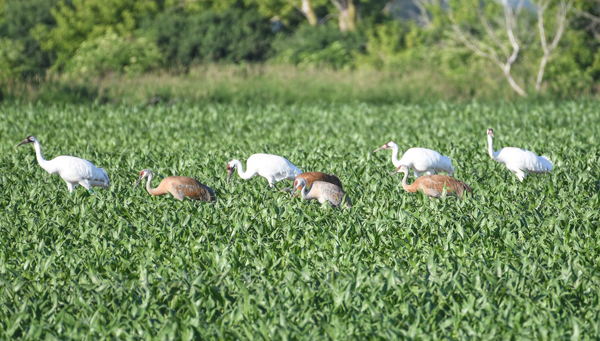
[
  {"x1": 540, "y1": 155, "x2": 553, "y2": 172},
  {"x1": 346, "y1": 195, "x2": 352, "y2": 208},
  {"x1": 465, "y1": 184, "x2": 473, "y2": 199}
]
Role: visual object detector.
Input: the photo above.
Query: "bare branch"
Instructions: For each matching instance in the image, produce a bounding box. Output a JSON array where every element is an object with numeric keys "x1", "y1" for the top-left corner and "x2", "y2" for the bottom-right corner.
[
  {"x1": 448, "y1": 1, "x2": 527, "y2": 97},
  {"x1": 448, "y1": 11, "x2": 501, "y2": 65},
  {"x1": 413, "y1": 0, "x2": 433, "y2": 26},
  {"x1": 503, "y1": 0, "x2": 520, "y2": 67},
  {"x1": 478, "y1": 6, "x2": 510, "y2": 59},
  {"x1": 535, "y1": 0, "x2": 573, "y2": 91}
]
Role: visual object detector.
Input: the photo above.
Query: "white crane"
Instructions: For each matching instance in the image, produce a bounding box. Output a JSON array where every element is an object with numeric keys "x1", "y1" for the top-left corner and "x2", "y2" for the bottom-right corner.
[
  {"x1": 487, "y1": 128, "x2": 553, "y2": 182},
  {"x1": 374, "y1": 141, "x2": 454, "y2": 177},
  {"x1": 227, "y1": 153, "x2": 302, "y2": 187},
  {"x1": 17, "y1": 135, "x2": 110, "y2": 195}
]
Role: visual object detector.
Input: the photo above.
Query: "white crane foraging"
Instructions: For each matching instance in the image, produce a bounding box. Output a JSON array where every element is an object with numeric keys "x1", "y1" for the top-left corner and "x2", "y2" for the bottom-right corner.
[
  {"x1": 227, "y1": 153, "x2": 302, "y2": 187},
  {"x1": 486, "y1": 128, "x2": 553, "y2": 182},
  {"x1": 17, "y1": 135, "x2": 110, "y2": 195},
  {"x1": 374, "y1": 141, "x2": 454, "y2": 177}
]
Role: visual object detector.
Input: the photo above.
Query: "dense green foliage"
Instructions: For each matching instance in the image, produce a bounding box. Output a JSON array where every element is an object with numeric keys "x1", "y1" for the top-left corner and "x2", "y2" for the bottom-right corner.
[
  {"x1": 2, "y1": 0, "x2": 600, "y2": 99},
  {"x1": 0, "y1": 0, "x2": 58, "y2": 78},
  {"x1": 143, "y1": 7, "x2": 275, "y2": 67},
  {"x1": 1, "y1": 101, "x2": 599, "y2": 338},
  {"x1": 273, "y1": 23, "x2": 365, "y2": 69}
]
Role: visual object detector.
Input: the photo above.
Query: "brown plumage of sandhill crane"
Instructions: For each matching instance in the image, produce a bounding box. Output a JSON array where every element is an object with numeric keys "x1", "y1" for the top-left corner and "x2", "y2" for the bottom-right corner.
[
  {"x1": 134, "y1": 169, "x2": 215, "y2": 202},
  {"x1": 390, "y1": 165, "x2": 472, "y2": 200},
  {"x1": 282, "y1": 172, "x2": 344, "y2": 197},
  {"x1": 292, "y1": 178, "x2": 351, "y2": 208}
]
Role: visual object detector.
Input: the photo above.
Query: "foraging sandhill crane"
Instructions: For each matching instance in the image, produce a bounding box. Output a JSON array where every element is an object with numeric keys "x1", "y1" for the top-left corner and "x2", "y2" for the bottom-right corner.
[
  {"x1": 227, "y1": 153, "x2": 301, "y2": 187},
  {"x1": 390, "y1": 165, "x2": 472, "y2": 200},
  {"x1": 374, "y1": 141, "x2": 454, "y2": 177},
  {"x1": 292, "y1": 178, "x2": 351, "y2": 208},
  {"x1": 284, "y1": 171, "x2": 344, "y2": 197},
  {"x1": 487, "y1": 129, "x2": 553, "y2": 182},
  {"x1": 16, "y1": 135, "x2": 110, "y2": 195},
  {"x1": 134, "y1": 169, "x2": 215, "y2": 201}
]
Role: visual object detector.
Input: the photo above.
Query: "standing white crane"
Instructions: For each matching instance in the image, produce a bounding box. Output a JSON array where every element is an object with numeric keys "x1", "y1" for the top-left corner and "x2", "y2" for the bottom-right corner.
[
  {"x1": 374, "y1": 141, "x2": 454, "y2": 177},
  {"x1": 486, "y1": 128, "x2": 553, "y2": 182},
  {"x1": 227, "y1": 153, "x2": 302, "y2": 187},
  {"x1": 16, "y1": 135, "x2": 110, "y2": 195}
]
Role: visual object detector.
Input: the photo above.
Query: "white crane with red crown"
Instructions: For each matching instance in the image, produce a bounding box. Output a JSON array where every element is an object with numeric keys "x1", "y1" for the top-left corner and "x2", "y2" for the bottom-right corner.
[
  {"x1": 227, "y1": 153, "x2": 302, "y2": 187},
  {"x1": 486, "y1": 128, "x2": 553, "y2": 182},
  {"x1": 374, "y1": 141, "x2": 454, "y2": 177},
  {"x1": 16, "y1": 135, "x2": 110, "y2": 195}
]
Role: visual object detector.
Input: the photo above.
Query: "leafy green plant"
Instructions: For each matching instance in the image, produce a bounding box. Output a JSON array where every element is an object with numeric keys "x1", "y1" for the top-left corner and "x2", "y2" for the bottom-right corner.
[
  {"x1": 64, "y1": 30, "x2": 163, "y2": 78},
  {"x1": 0, "y1": 101, "x2": 599, "y2": 339},
  {"x1": 273, "y1": 23, "x2": 366, "y2": 68},
  {"x1": 142, "y1": 7, "x2": 275, "y2": 67}
]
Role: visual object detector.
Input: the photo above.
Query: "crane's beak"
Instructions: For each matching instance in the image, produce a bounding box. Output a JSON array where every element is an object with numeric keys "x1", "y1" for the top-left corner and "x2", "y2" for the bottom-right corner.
[
  {"x1": 226, "y1": 169, "x2": 233, "y2": 185},
  {"x1": 16, "y1": 139, "x2": 31, "y2": 148},
  {"x1": 389, "y1": 169, "x2": 400, "y2": 176},
  {"x1": 373, "y1": 145, "x2": 388, "y2": 153},
  {"x1": 134, "y1": 176, "x2": 143, "y2": 190}
]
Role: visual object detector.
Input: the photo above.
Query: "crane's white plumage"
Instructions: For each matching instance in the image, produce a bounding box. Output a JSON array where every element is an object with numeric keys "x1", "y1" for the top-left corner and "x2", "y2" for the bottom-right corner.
[
  {"x1": 487, "y1": 129, "x2": 552, "y2": 182},
  {"x1": 17, "y1": 135, "x2": 110, "y2": 195},
  {"x1": 374, "y1": 141, "x2": 454, "y2": 177},
  {"x1": 227, "y1": 153, "x2": 301, "y2": 187}
]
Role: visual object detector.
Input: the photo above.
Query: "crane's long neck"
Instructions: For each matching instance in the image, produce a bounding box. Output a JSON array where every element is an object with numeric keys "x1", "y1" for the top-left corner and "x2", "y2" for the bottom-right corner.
[
  {"x1": 300, "y1": 183, "x2": 310, "y2": 200},
  {"x1": 235, "y1": 160, "x2": 254, "y2": 180},
  {"x1": 33, "y1": 141, "x2": 52, "y2": 172},
  {"x1": 391, "y1": 145, "x2": 400, "y2": 167},
  {"x1": 401, "y1": 169, "x2": 418, "y2": 193},
  {"x1": 145, "y1": 172, "x2": 163, "y2": 196},
  {"x1": 487, "y1": 135, "x2": 498, "y2": 159}
]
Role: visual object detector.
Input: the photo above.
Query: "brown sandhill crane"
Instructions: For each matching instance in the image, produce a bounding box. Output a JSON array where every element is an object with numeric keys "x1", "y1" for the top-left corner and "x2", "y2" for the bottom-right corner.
[
  {"x1": 282, "y1": 172, "x2": 344, "y2": 197},
  {"x1": 292, "y1": 178, "x2": 351, "y2": 208},
  {"x1": 134, "y1": 169, "x2": 215, "y2": 202},
  {"x1": 390, "y1": 165, "x2": 472, "y2": 200}
]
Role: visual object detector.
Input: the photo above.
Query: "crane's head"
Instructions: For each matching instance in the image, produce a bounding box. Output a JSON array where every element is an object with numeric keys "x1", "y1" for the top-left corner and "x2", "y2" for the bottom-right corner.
[
  {"x1": 389, "y1": 165, "x2": 409, "y2": 177},
  {"x1": 291, "y1": 178, "x2": 308, "y2": 197},
  {"x1": 16, "y1": 135, "x2": 37, "y2": 148},
  {"x1": 373, "y1": 141, "x2": 397, "y2": 153},
  {"x1": 134, "y1": 169, "x2": 153, "y2": 190},
  {"x1": 226, "y1": 160, "x2": 238, "y2": 185},
  {"x1": 487, "y1": 128, "x2": 494, "y2": 137}
]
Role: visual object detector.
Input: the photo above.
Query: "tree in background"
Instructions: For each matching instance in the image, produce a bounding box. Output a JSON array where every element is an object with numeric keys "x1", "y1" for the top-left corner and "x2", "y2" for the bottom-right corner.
[
  {"x1": 0, "y1": 0, "x2": 59, "y2": 79},
  {"x1": 535, "y1": 0, "x2": 573, "y2": 91},
  {"x1": 142, "y1": 5, "x2": 275, "y2": 68},
  {"x1": 448, "y1": 0, "x2": 575, "y2": 96},
  {"x1": 32, "y1": 0, "x2": 159, "y2": 68},
  {"x1": 449, "y1": 0, "x2": 529, "y2": 96},
  {"x1": 249, "y1": 0, "x2": 325, "y2": 26}
]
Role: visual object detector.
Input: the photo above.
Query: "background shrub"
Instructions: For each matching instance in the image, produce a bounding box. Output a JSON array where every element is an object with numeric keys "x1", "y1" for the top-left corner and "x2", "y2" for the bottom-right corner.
[
  {"x1": 142, "y1": 7, "x2": 275, "y2": 68},
  {"x1": 272, "y1": 23, "x2": 366, "y2": 69},
  {"x1": 64, "y1": 31, "x2": 163, "y2": 78}
]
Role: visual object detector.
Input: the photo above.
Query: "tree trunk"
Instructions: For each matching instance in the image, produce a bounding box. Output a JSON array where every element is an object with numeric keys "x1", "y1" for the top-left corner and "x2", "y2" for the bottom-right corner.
[
  {"x1": 535, "y1": 52, "x2": 549, "y2": 91},
  {"x1": 335, "y1": 0, "x2": 357, "y2": 31},
  {"x1": 504, "y1": 66, "x2": 528, "y2": 97},
  {"x1": 301, "y1": 0, "x2": 318, "y2": 26}
]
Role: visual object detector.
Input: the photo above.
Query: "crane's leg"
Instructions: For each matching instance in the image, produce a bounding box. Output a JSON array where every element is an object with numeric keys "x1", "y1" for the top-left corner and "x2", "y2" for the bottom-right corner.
[
  {"x1": 508, "y1": 167, "x2": 526, "y2": 182},
  {"x1": 79, "y1": 180, "x2": 96, "y2": 195},
  {"x1": 67, "y1": 183, "x2": 76, "y2": 196}
]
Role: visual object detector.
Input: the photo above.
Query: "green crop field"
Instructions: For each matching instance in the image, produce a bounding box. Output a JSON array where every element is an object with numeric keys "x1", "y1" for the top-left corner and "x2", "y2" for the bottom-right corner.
[{"x1": 0, "y1": 101, "x2": 599, "y2": 339}]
